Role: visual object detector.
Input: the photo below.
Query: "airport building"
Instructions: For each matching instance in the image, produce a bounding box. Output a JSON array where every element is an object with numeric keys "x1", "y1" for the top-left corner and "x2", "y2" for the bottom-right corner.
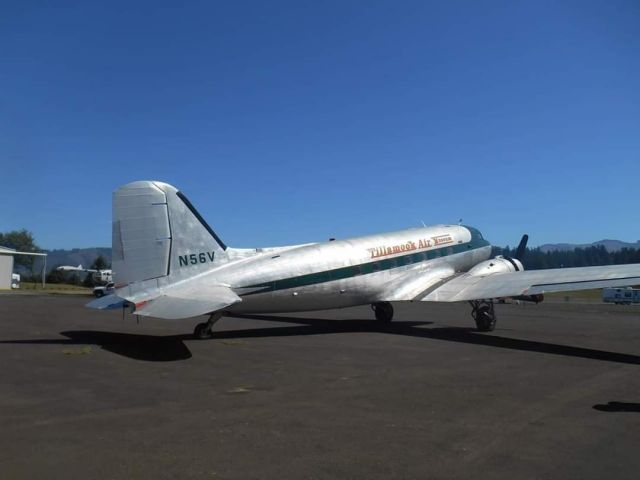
[
  {"x1": 0, "y1": 246, "x2": 48, "y2": 289},
  {"x1": 0, "y1": 246, "x2": 16, "y2": 289}
]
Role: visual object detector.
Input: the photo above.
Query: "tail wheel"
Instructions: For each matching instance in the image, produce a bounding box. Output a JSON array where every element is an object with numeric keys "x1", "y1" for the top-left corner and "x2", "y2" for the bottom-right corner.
[
  {"x1": 193, "y1": 311, "x2": 224, "y2": 339},
  {"x1": 194, "y1": 322, "x2": 212, "y2": 339}
]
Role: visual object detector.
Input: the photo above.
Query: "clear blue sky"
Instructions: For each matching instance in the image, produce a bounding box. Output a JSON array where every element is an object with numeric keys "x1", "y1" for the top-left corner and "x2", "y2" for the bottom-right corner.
[{"x1": 1, "y1": 1, "x2": 639, "y2": 250}]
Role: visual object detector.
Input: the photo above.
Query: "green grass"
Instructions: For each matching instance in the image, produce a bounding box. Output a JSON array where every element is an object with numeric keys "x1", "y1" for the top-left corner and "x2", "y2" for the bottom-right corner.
[{"x1": 17, "y1": 282, "x2": 92, "y2": 294}]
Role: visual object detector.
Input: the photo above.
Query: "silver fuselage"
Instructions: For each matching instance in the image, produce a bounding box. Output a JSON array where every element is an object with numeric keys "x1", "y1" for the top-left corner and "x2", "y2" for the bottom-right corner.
[{"x1": 184, "y1": 224, "x2": 492, "y2": 313}]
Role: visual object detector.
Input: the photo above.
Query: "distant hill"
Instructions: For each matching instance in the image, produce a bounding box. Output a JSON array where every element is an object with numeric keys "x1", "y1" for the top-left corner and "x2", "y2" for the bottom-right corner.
[{"x1": 538, "y1": 240, "x2": 640, "y2": 253}]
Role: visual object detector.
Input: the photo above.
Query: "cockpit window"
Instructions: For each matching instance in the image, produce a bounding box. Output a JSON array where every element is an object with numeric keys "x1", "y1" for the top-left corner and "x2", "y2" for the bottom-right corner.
[{"x1": 464, "y1": 226, "x2": 488, "y2": 245}]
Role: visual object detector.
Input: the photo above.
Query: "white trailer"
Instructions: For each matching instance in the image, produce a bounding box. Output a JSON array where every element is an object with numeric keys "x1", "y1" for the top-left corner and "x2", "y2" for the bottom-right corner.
[{"x1": 603, "y1": 287, "x2": 640, "y2": 305}]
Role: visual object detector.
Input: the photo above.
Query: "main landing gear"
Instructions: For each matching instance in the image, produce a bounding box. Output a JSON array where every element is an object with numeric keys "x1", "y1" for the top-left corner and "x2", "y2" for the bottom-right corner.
[
  {"x1": 194, "y1": 311, "x2": 224, "y2": 339},
  {"x1": 470, "y1": 300, "x2": 496, "y2": 332},
  {"x1": 371, "y1": 301, "x2": 394, "y2": 323}
]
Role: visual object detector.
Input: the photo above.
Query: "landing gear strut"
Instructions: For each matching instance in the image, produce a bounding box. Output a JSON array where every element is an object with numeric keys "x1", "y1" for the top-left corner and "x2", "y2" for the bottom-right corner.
[
  {"x1": 470, "y1": 300, "x2": 496, "y2": 332},
  {"x1": 371, "y1": 302, "x2": 394, "y2": 323},
  {"x1": 193, "y1": 311, "x2": 224, "y2": 339}
]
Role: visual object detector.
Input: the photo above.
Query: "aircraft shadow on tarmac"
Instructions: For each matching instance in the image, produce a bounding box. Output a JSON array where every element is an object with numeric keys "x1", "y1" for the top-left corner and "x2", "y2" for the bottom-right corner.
[
  {"x1": 2, "y1": 314, "x2": 640, "y2": 365},
  {"x1": 593, "y1": 401, "x2": 640, "y2": 413},
  {"x1": 0, "y1": 331, "x2": 193, "y2": 362},
  {"x1": 226, "y1": 314, "x2": 640, "y2": 366}
]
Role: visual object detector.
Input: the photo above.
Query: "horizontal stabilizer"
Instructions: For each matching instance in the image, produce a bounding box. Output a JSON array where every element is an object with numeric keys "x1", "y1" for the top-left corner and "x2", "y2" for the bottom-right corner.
[
  {"x1": 86, "y1": 294, "x2": 128, "y2": 310},
  {"x1": 133, "y1": 284, "x2": 241, "y2": 320}
]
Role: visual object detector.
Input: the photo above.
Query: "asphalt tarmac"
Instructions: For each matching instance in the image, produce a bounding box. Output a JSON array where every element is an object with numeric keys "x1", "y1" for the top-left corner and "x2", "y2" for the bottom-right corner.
[{"x1": 1, "y1": 293, "x2": 640, "y2": 480}]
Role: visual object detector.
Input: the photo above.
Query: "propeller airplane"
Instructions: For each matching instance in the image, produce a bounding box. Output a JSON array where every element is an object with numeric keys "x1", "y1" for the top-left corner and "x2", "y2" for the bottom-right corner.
[{"x1": 89, "y1": 181, "x2": 640, "y2": 339}]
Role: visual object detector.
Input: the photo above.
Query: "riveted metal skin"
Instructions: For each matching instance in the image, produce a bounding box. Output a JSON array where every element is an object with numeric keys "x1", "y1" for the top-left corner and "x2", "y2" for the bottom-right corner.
[{"x1": 221, "y1": 224, "x2": 492, "y2": 313}]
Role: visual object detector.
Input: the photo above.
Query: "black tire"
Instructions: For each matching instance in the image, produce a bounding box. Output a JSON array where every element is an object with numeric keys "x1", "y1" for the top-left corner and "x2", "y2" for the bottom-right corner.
[
  {"x1": 372, "y1": 302, "x2": 394, "y2": 323},
  {"x1": 194, "y1": 322, "x2": 211, "y2": 340},
  {"x1": 94, "y1": 290, "x2": 104, "y2": 298},
  {"x1": 474, "y1": 305, "x2": 495, "y2": 332}
]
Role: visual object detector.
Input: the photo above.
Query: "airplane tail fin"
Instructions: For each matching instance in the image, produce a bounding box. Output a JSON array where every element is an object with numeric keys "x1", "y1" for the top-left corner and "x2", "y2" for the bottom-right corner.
[{"x1": 111, "y1": 181, "x2": 228, "y2": 287}]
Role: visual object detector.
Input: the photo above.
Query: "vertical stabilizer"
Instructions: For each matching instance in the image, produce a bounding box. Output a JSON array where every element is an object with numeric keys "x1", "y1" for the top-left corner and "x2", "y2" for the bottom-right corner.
[{"x1": 112, "y1": 181, "x2": 227, "y2": 287}]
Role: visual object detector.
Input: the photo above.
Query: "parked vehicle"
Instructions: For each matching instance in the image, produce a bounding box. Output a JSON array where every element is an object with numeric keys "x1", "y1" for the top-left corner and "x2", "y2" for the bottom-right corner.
[
  {"x1": 93, "y1": 282, "x2": 115, "y2": 298},
  {"x1": 603, "y1": 287, "x2": 640, "y2": 305}
]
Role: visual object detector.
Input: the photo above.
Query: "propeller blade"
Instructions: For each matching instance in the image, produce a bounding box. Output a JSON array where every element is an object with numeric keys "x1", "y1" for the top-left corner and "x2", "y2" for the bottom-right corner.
[{"x1": 514, "y1": 234, "x2": 529, "y2": 261}]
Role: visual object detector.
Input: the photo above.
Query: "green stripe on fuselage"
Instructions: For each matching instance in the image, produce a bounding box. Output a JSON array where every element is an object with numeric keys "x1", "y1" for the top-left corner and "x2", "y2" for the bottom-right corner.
[{"x1": 239, "y1": 233, "x2": 490, "y2": 296}]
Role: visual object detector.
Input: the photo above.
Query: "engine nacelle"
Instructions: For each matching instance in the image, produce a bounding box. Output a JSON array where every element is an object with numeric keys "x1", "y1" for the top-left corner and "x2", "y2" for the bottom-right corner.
[{"x1": 468, "y1": 256, "x2": 524, "y2": 276}]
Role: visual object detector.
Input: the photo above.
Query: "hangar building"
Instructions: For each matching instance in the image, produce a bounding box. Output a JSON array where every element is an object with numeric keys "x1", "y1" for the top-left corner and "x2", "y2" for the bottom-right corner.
[
  {"x1": 0, "y1": 247, "x2": 47, "y2": 289},
  {"x1": 0, "y1": 246, "x2": 16, "y2": 289}
]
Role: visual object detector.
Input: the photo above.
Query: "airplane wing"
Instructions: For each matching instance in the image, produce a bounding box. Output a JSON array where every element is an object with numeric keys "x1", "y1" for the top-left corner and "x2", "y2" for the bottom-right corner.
[
  {"x1": 380, "y1": 265, "x2": 456, "y2": 301},
  {"x1": 87, "y1": 282, "x2": 241, "y2": 320},
  {"x1": 418, "y1": 264, "x2": 640, "y2": 302}
]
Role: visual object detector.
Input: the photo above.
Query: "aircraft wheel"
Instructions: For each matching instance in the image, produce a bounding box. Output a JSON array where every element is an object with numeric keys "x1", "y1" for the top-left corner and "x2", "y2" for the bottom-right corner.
[
  {"x1": 194, "y1": 322, "x2": 212, "y2": 340},
  {"x1": 94, "y1": 290, "x2": 104, "y2": 298},
  {"x1": 474, "y1": 305, "x2": 496, "y2": 332},
  {"x1": 372, "y1": 302, "x2": 394, "y2": 322}
]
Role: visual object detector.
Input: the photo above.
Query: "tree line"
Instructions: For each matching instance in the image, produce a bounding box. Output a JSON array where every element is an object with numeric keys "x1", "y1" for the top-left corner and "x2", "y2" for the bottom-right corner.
[
  {"x1": 493, "y1": 245, "x2": 640, "y2": 270},
  {"x1": 13, "y1": 255, "x2": 111, "y2": 287},
  {"x1": 45, "y1": 255, "x2": 110, "y2": 287}
]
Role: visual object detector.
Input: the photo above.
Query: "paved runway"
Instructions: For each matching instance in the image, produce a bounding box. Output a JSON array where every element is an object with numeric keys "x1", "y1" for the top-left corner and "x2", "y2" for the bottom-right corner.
[{"x1": 1, "y1": 293, "x2": 639, "y2": 479}]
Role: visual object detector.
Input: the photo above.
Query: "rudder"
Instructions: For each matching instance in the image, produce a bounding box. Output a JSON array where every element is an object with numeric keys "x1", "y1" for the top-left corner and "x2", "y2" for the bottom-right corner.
[{"x1": 112, "y1": 181, "x2": 227, "y2": 286}]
